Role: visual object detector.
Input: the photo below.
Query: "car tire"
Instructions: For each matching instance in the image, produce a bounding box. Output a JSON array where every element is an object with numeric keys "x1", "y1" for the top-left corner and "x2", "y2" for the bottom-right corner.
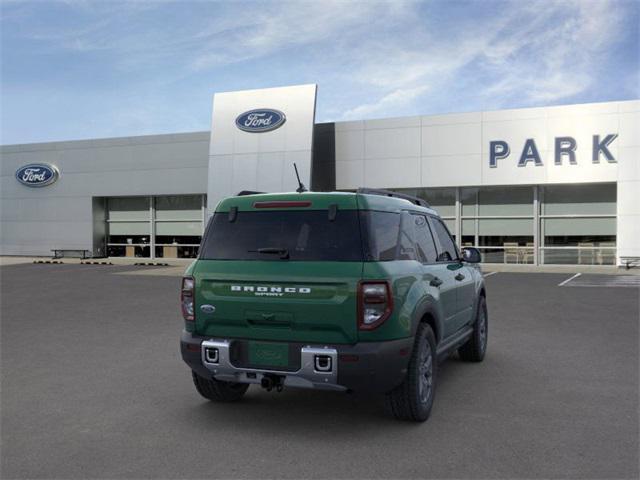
[
  {"x1": 192, "y1": 371, "x2": 249, "y2": 402},
  {"x1": 384, "y1": 323, "x2": 437, "y2": 422},
  {"x1": 458, "y1": 295, "x2": 488, "y2": 362}
]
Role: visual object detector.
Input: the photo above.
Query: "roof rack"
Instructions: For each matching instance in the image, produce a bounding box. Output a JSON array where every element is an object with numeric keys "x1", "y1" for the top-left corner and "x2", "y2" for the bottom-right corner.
[
  {"x1": 236, "y1": 190, "x2": 265, "y2": 196},
  {"x1": 356, "y1": 188, "x2": 431, "y2": 208}
]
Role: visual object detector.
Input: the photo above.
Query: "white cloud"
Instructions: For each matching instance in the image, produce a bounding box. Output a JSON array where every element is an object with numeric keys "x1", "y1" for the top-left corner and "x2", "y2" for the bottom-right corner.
[
  {"x1": 342, "y1": 85, "x2": 429, "y2": 119},
  {"x1": 1, "y1": 0, "x2": 635, "y2": 143},
  {"x1": 477, "y1": 0, "x2": 627, "y2": 105},
  {"x1": 337, "y1": 0, "x2": 631, "y2": 118}
]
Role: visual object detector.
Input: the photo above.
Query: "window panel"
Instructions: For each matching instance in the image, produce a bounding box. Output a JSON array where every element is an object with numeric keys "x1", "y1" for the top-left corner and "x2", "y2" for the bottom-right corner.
[
  {"x1": 462, "y1": 219, "x2": 475, "y2": 236},
  {"x1": 478, "y1": 218, "x2": 533, "y2": 236},
  {"x1": 460, "y1": 188, "x2": 477, "y2": 216},
  {"x1": 442, "y1": 218, "x2": 455, "y2": 233},
  {"x1": 107, "y1": 197, "x2": 149, "y2": 221},
  {"x1": 155, "y1": 195, "x2": 202, "y2": 220},
  {"x1": 542, "y1": 184, "x2": 616, "y2": 215},
  {"x1": 478, "y1": 186, "x2": 533, "y2": 216},
  {"x1": 543, "y1": 217, "x2": 616, "y2": 236},
  {"x1": 109, "y1": 221, "x2": 150, "y2": 235},
  {"x1": 542, "y1": 248, "x2": 616, "y2": 265},
  {"x1": 392, "y1": 188, "x2": 456, "y2": 216},
  {"x1": 155, "y1": 221, "x2": 202, "y2": 236}
]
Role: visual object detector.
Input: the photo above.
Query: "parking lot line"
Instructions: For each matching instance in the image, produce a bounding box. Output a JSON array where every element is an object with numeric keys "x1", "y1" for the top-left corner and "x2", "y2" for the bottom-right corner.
[
  {"x1": 564, "y1": 275, "x2": 640, "y2": 288},
  {"x1": 483, "y1": 271, "x2": 498, "y2": 278},
  {"x1": 558, "y1": 272, "x2": 581, "y2": 286}
]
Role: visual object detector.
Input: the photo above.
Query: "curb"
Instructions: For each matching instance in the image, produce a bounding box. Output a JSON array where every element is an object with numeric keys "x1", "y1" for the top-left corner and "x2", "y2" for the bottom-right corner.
[
  {"x1": 133, "y1": 262, "x2": 170, "y2": 267},
  {"x1": 81, "y1": 261, "x2": 113, "y2": 265},
  {"x1": 33, "y1": 260, "x2": 64, "y2": 264}
]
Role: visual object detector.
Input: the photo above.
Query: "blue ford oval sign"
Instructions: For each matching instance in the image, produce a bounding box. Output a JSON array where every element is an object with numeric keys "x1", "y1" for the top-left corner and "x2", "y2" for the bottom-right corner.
[
  {"x1": 235, "y1": 109, "x2": 286, "y2": 133},
  {"x1": 15, "y1": 164, "x2": 60, "y2": 187}
]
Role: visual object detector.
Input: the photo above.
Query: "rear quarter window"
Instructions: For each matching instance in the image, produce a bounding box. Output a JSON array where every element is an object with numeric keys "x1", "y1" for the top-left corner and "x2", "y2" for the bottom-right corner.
[{"x1": 361, "y1": 211, "x2": 418, "y2": 261}]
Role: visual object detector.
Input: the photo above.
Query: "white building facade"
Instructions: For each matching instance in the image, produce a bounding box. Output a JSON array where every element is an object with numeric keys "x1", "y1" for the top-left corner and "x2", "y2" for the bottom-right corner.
[{"x1": 1, "y1": 84, "x2": 638, "y2": 266}]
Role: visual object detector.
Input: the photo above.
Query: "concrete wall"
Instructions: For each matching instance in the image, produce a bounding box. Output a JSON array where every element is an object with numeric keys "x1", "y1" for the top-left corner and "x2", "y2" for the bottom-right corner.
[
  {"x1": 0, "y1": 132, "x2": 209, "y2": 256},
  {"x1": 616, "y1": 101, "x2": 640, "y2": 262},
  {"x1": 333, "y1": 101, "x2": 635, "y2": 189},
  {"x1": 207, "y1": 84, "x2": 317, "y2": 210}
]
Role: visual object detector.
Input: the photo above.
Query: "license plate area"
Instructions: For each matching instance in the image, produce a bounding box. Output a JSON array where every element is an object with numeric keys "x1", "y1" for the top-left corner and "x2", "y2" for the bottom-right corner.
[{"x1": 230, "y1": 340, "x2": 301, "y2": 371}]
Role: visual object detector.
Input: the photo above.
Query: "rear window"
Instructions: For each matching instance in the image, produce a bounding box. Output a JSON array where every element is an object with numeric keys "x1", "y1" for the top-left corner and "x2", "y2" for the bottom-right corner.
[{"x1": 200, "y1": 210, "x2": 363, "y2": 261}]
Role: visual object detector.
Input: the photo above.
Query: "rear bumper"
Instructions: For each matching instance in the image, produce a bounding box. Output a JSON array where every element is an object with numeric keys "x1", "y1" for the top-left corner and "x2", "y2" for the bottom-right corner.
[{"x1": 180, "y1": 331, "x2": 413, "y2": 394}]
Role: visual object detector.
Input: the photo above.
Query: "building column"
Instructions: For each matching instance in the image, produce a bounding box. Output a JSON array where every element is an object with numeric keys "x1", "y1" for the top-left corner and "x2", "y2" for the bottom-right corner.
[
  {"x1": 533, "y1": 185, "x2": 539, "y2": 266},
  {"x1": 149, "y1": 196, "x2": 156, "y2": 260},
  {"x1": 455, "y1": 187, "x2": 461, "y2": 247},
  {"x1": 201, "y1": 194, "x2": 207, "y2": 235}
]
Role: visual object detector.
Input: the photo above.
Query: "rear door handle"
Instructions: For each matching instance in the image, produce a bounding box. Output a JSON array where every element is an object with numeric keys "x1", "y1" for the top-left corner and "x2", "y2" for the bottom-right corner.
[
  {"x1": 429, "y1": 277, "x2": 443, "y2": 287},
  {"x1": 455, "y1": 273, "x2": 465, "y2": 281}
]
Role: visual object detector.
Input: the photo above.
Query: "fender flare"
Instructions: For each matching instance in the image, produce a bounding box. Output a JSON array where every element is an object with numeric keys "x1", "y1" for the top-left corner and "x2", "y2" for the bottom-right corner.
[{"x1": 410, "y1": 300, "x2": 445, "y2": 345}]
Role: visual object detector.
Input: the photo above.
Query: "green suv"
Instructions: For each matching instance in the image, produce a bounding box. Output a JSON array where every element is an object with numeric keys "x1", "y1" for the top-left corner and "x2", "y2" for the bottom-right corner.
[{"x1": 180, "y1": 189, "x2": 487, "y2": 421}]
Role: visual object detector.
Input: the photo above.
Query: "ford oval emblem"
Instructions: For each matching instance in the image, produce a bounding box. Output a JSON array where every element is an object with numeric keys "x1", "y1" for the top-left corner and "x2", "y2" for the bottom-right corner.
[
  {"x1": 235, "y1": 109, "x2": 286, "y2": 133},
  {"x1": 15, "y1": 163, "x2": 60, "y2": 187},
  {"x1": 200, "y1": 304, "x2": 216, "y2": 314}
]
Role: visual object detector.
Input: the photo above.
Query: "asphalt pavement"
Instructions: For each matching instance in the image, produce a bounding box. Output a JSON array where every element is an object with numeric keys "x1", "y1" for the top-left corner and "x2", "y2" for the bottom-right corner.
[{"x1": 1, "y1": 263, "x2": 638, "y2": 479}]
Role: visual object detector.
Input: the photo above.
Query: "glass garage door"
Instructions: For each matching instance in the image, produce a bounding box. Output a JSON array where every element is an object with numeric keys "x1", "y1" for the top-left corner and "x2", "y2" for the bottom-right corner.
[
  {"x1": 154, "y1": 195, "x2": 203, "y2": 259},
  {"x1": 540, "y1": 184, "x2": 616, "y2": 265},
  {"x1": 106, "y1": 195, "x2": 205, "y2": 259},
  {"x1": 460, "y1": 186, "x2": 534, "y2": 264}
]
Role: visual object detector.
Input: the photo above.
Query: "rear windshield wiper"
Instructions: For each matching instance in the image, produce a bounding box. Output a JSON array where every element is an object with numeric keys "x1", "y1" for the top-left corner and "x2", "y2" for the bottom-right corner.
[{"x1": 249, "y1": 247, "x2": 290, "y2": 260}]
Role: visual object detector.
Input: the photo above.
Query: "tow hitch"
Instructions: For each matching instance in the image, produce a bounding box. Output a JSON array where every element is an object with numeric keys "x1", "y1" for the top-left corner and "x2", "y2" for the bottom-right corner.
[{"x1": 260, "y1": 374, "x2": 285, "y2": 392}]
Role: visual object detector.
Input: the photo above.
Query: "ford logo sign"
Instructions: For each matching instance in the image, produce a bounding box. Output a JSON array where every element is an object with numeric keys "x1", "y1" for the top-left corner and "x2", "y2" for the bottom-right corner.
[
  {"x1": 235, "y1": 109, "x2": 286, "y2": 133},
  {"x1": 15, "y1": 163, "x2": 60, "y2": 187}
]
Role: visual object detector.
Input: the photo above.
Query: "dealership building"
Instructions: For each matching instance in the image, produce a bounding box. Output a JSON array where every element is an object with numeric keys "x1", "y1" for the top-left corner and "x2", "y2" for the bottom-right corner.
[{"x1": 1, "y1": 84, "x2": 638, "y2": 266}]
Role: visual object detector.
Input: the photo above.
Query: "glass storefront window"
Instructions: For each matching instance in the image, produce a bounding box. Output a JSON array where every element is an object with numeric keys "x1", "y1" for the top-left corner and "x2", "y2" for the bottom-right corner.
[
  {"x1": 460, "y1": 188, "x2": 477, "y2": 216},
  {"x1": 393, "y1": 188, "x2": 456, "y2": 217},
  {"x1": 541, "y1": 248, "x2": 616, "y2": 265},
  {"x1": 461, "y1": 219, "x2": 475, "y2": 247},
  {"x1": 461, "y1": 186, "x2": 533, "y2": 217},
  {"x1": 541, "y1": 218, "x2": 615, "y2": 265},
  {"x1": 477, "y1": 218, "x2": 534, "y2": 264},
  {"x1": 421, "y1": 188, "x2": 455, "y2": 217}
]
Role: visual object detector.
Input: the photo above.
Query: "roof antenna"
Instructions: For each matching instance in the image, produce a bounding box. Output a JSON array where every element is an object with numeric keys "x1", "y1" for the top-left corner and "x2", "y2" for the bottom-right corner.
[{"x1": 293, "y1": 163, "x2": 308, "y2": 193}]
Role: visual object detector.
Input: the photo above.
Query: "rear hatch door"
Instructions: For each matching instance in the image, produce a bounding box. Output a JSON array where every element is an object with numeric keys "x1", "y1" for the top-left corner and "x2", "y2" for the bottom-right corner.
[
  {"x1": 194, "y1": 260, "x2": 361, "y2": 344},
  {"x1": 193, "y1": 196, "x2": 363, "y2": 344}
]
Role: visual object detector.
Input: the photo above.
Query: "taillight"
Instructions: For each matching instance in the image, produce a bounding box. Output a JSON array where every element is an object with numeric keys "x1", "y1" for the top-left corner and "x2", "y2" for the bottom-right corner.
[
  {"x1": 181, "y1": 276, "x2": 195, "y2": 322},
  {"x1": 358, "y1": 281, "x2": 393, "y2": 330}
]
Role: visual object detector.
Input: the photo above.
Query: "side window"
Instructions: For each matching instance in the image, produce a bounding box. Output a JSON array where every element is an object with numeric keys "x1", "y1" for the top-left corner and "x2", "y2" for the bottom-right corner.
[
  {"x1": 363, "y1": 211, "x2": 400, "y2": 261},
  {"x1": 361, "y1": 211, "x2": 423, "y2": 262},
  {"x1": 396, "y1": 212, "x2": 416, "y2": 261},
  {"x1": 413, "y1": 214, "x2": 438, "y2": 263},
  {"x1": 429, "y1": 217, "x2": 458, "y2": 262}
]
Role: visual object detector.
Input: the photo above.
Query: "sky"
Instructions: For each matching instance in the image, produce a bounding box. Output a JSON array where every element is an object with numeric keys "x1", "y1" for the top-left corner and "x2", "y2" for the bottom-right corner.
[{"x1": 1, "y1": 0, "x2": 638, "y2": 145}]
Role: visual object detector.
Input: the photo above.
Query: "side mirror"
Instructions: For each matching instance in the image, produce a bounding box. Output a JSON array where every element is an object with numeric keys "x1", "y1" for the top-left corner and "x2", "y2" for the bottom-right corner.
[{"x1": 462, "y1": 247, "x2": 481, "y2": 263}]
